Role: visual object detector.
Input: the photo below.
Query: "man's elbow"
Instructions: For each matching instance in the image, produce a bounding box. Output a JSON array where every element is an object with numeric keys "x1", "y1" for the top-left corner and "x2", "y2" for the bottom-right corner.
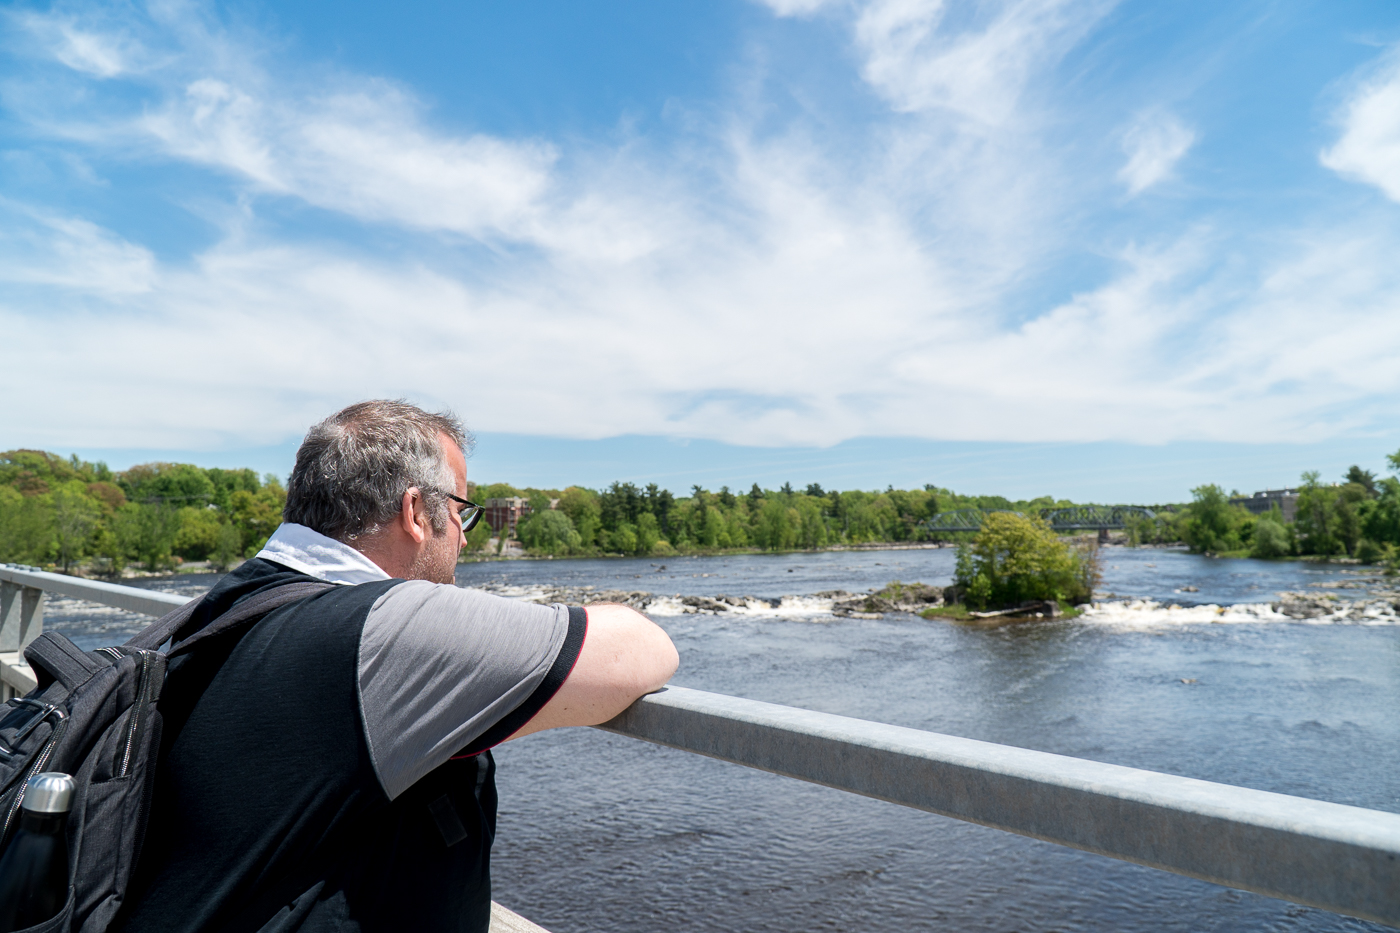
[
  {"x1": 624, "y1": 609, "x2": 679, "y2": 696},
  {"x1": 593, "y1": 603, "x2": 678, "y2": 702},
  {"x1": 644, "y1": 631, "x2": 680, "y2": 693}
]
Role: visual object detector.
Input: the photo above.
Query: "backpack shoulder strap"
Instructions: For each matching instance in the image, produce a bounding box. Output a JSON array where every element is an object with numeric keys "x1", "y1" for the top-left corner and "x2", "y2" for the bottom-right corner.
[
  {"x1": 24, "y1": 631, "x2": 105, "y2": 692},
  {"x1": 124, "y1": 597, "x2": 203, "y2": 653},
  {"x1": 169, "y1": 581, "x2": 336, "y2": 656},
  {"x1": 124, "y1": 581, "x2": 335, "y2": 654}
]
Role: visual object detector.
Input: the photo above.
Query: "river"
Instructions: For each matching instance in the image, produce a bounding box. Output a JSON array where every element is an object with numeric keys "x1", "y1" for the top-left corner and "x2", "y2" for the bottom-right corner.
[{"x1": 40, "y1": 547, "x2": 1400, "y2": 932}]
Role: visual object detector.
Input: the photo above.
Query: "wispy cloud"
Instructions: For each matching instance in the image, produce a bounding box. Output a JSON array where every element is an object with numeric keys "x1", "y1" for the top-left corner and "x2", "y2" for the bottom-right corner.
[
  {"x1": 14, "y1": 10, "x2": 137, "y2": 78},
  {"x1": 0, "y1": 203, "x2": 156, "y2": 293},
  {"x1": 851, "y1": 0, "x2": 1115, "y2": 122},
  {"x1": 1118, "y1": 111, "x2": 1195, "y2": 195},
  {"x1": 1321, "y1": 46, "x2": 1400, "y2": 203},
  {"x1": 757, "y1": 0, "x2": 843, "y2": 16}
]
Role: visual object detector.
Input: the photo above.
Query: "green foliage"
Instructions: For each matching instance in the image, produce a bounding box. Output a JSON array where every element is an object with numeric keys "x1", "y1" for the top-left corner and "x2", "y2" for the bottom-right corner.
[
  {"x1": 121, "y1": 503, "x2": 181, "y2": 571},
  {"x1": 1346, "y1": 465, "x2": 1378, "y2": 498},
  {"x1": 953, "y1": 512, "x2": 1097, "y2": 611},
  {"x1": 477, "y1": 483, "x2": 523, "y2": 500},
  {"x1": 556, "y1": 487, "x2": 601, "y2": 547},
  {"x1": 118, "y1": 462, "x2": 216, "y2": 506},
  {"x1": 635, "y1": 512, "x2": 661, "y2": 555},
  {"x1": 1250, "y1": 513, "x2": 1291, "y2": 559},
  {"x1": 1362, "y1": 477, "x2": 1400, "y2": 549},
  {"x1": 1356, "y1": 537, "x2": 1385, "y2": 564},
  {"x1": 0, "y1": 486, "x2": 54, "y2": 564},
  {"x1": 27, "y1": 442, "x2": 1400, "y2": 572},
  {"x1": 518, "y1": 509, "x2": 582, "y2": 556},
  {"x1": 227, "y1": 479, "x2": 286, "y2": 556},
  {"x1": 1181, "y1": 485, "x2": 1255, "y2": 554},
  {"x1": 606, "y1": 522, "x2": 638, "y2": 555},
  {"x1": 0, "y1": 450, "x2": 287, "y2": 573},
  {"x1": 52, "y1": 484, "x2": 100, "y2": 572},
  {"x1": 211, "y1": 522, "x2": 244, "y2": 571},
  {"x1": 173, "y1": 507, "x2": 225, "y2": 560},
  {"x1": 1294, "y1": 472, "x2": 1371, "y2": 557},
  {"x1": 205, "y1": 468, "x2": 260, "y2": 510}
]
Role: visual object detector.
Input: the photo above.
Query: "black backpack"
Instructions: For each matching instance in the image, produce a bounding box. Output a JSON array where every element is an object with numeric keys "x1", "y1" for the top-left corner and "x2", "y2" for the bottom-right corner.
[{"x1": 0, "y1": 581, "x2": 331, "y2": 933}]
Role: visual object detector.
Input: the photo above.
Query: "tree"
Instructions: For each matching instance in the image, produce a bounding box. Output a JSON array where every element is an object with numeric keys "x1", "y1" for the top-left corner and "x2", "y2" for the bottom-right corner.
[
  {"x1": 52, "y1": 484, "x2": 100, "y2": 573},
  {"x1": 174, "y1": 506, "x2": 225, "y2": 560},
  {"x1": 1346, "y1": 466, "x2": 1378, "y2": 498},
  {"x1": 1363, "y1": 477, "x2": 1400, "y2": 548},
  {"x1": 746, "y1": 484, "x2": 764, "y2": 510},
  {"x1": 1295, "y1": 472, "x2": 1344, "y2": 556},
  {"x1": 210, "y1": 522, "x2": 244, "y2": 570},
  {"x1": 0, "y1": 486, "x2": 55, "y2": 564},
  {"x1": 753, "y1": 497, "x2": 800, "y2": 550},
  {"x1": 557, "y1": 487, "x2": 601, "y2": 547},
  {"x1": 228, "y1": 480, "x2": 286, "y2": 556},
  {"x1": 118, "y1": 462, "x2": 215, "y2": 507},
  {"x1": 123, "y1": 503, "x2": 182, "y2": 571},
  {"x1": 1250, "y1": 509, "x2": 1291, "y2": 559},
  {"x1": 475, "y1": 483, "x2": 522, "y2": 501},
  {"x1": 636, "y1": 513, "x2": 661, "y2": 554},
  {"x1": 606, "y1": 523, "x2": 638, "y2": 555},
  {"x1": 1335, "y1": 482, "x2": 1370, "y2": 556},
  {"x1": 206, "y1": 468, "x2": 260, "y2": 511},
  {"x1": 518, "y1": 509, "x2": 581, "y2": 556},
  {"x1": 647, "y1": 485, "x2": 674, "y2": 538},
  {"x1": 1182, "y1": 484, "x2": 1250, "y2": 554},
  {"x1": 954, "y1": 512, "x2": 1096, "y2": 610}
]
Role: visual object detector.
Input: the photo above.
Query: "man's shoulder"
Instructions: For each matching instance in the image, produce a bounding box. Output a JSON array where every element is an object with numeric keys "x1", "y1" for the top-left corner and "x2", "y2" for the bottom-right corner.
[{"x1": 198, "y1": 559, "x2": 400, "y2": 633}]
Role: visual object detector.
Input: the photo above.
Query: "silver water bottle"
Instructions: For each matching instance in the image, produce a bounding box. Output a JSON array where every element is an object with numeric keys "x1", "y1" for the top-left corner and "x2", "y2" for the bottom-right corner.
[{"x1": 0, "y1": 773, "x2": 74, "y2": 932}]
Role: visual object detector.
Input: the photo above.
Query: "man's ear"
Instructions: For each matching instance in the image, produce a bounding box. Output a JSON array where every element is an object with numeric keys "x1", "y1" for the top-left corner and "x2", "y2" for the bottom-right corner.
[{"x1": 399, "y1": 488, "x2": 429, "y2": 544}]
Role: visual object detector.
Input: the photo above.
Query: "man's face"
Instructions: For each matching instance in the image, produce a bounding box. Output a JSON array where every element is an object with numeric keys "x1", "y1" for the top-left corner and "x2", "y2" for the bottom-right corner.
[{"x1": 406, "y1": 434, "x2": 468, "y2": 585}]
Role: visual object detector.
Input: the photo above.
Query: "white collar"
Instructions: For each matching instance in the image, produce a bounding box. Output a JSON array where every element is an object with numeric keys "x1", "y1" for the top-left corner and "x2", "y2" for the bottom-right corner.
[{"x1": 255, "y1": 523, "x2": 391, "y2": 585}]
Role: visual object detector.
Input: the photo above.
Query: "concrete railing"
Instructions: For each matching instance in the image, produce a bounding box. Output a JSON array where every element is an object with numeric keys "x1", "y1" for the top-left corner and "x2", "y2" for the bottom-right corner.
[{"x1": 3, "y1": 565, "x2": 1400, "y2": 929}]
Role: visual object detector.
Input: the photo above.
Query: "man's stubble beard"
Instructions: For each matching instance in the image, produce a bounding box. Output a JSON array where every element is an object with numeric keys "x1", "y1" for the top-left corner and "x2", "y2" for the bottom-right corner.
[{"x1": 408, "y1": 527, "x2": 459, "y2": 584}]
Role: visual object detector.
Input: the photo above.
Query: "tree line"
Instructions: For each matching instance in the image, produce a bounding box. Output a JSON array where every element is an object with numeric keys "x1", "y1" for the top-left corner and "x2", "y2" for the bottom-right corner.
[
  {"x1": 0, "y1": 450, "x2": 285, "y2": 573},
  {"x1": 1130, "y1": 452, "x2": 1400, "y2": 566},
  {"x1": 7, "y1": 444, "x2": 1400, "y2": 573},
  {"x1": 476, "y1": 480, "x2": 1077, "y2": 558}
]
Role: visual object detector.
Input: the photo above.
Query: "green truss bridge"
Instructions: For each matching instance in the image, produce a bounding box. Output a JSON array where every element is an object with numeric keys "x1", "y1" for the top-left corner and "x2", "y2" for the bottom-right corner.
[{"x1": 922, "y1": 505, "x2": 1158, "y2": 539}]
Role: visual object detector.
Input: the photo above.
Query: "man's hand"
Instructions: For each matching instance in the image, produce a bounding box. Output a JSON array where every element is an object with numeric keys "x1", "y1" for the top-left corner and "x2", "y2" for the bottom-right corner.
[{"x1": 508, "y1": 604, "x2": 678, "y2": 740}]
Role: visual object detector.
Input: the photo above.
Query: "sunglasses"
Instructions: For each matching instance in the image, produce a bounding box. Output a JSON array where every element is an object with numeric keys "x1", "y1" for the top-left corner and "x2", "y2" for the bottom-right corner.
[{"x1": 444, "y1": 493, "x2": 485, "y2": 534}]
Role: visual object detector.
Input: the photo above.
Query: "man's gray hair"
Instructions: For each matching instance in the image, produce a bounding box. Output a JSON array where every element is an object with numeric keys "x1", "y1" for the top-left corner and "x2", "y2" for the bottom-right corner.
[{"x1": 284, "y1": 400, "x2": 472, "y2": 541}]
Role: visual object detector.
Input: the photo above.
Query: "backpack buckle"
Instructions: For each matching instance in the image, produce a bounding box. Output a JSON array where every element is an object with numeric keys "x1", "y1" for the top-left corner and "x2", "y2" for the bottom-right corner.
[{"x1": 0, "y1": 700, "x2": 65, "y2": 759}]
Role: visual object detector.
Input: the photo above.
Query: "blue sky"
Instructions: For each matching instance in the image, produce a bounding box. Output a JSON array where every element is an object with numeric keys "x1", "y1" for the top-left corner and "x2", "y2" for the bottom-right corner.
[{"x1": 3, "y1": 0, "x2": 1400, "y2": 501}]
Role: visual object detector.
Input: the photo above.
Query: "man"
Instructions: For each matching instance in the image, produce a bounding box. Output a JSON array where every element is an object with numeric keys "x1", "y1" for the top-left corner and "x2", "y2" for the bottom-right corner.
[{"x1": 114, "y1": 400, "x2": 678, "y2": 932}]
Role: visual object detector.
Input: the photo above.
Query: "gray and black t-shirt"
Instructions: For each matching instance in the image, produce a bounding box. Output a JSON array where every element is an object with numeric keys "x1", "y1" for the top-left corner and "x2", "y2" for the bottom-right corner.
[
  {"x1": 115, "y1": 533, "x2": 586, "y2": 933},
  {"x1": 358, "y1": 580, "x2": 572, "y2": 798}
]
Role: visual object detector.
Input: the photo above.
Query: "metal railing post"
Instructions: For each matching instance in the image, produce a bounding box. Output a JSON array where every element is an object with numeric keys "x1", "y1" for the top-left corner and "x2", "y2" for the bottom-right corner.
[
  {"x1": 0, "y1": 580, "x2": 42, "y2": 652},
  {"x1": 0, "y1": 580, "x2": 43, "y2": 700}
]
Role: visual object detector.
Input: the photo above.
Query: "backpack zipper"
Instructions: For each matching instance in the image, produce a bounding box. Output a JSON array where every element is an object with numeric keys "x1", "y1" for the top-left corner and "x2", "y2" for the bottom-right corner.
[
  {"x1": 118, "y1": 651, "x2": 154, "y2": 778},
  {"x1": 1, "y1": 711, "x2": 69, "y2": 843}
]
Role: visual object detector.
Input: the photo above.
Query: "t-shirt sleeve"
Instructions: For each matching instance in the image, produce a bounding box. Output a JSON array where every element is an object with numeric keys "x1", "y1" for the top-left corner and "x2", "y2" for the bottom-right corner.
[{"x1": 357, "y1": 580, "x2": 587, "y2": 799}]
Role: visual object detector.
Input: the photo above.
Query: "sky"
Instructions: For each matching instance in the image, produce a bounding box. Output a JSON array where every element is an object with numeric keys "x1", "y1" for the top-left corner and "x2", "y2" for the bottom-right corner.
[{"x1": 3, "y1": 0, "x2": 1400, "y2": 502}]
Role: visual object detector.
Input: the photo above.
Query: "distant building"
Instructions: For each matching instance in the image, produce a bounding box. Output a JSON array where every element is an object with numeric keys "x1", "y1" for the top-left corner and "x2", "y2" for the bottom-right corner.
[
  {"x1": 1230, "y1": 488, "x2": 1299, "y2": 522},
  {"x1": 484, "y1": 498, "x2": 531, "y2": 538}
]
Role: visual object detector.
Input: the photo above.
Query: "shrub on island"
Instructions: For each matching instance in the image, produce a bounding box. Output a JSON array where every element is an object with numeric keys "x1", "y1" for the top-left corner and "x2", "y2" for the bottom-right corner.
[{"x1": 948, "y1": 512, "x2": 1098, "y2": 613}]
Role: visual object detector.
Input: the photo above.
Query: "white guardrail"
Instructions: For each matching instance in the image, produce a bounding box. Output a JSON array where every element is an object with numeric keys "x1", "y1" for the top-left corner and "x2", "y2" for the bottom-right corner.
[{"x1": 4, "y1": 564, "x2": 1400, "y2": 928}]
